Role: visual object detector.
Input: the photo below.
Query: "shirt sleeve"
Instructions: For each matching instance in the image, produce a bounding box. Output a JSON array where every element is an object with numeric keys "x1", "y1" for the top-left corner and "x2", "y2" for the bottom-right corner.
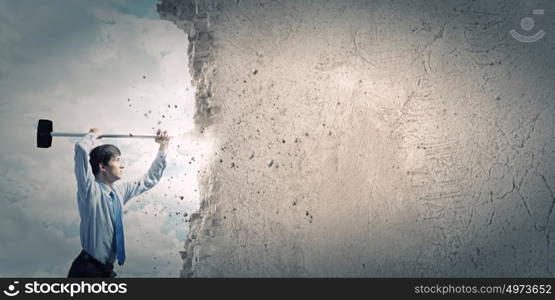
[
  {"x1": 119, "y1": 151, "x2": 167, "y2": 205},
  {"x1": 74, "y1": 132, "x2": 100, "y2": 201}
]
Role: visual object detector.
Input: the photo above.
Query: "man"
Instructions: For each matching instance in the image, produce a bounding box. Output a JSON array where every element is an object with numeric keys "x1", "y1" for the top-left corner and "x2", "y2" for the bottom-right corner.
[{"x1": 67, "y1": 128, "x2": 170, "y2": 277}]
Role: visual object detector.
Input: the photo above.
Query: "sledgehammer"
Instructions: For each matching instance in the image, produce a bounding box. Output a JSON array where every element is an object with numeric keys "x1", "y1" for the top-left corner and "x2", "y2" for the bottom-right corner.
[{"x1": 37, "y1": 119, "x2": 168, "y2": 148}]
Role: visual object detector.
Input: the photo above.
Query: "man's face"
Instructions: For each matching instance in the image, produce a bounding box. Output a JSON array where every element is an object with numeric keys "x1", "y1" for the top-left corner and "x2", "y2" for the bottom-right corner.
[{"x1": 101, "y1": 155, "x2": 124, "y2": 182}]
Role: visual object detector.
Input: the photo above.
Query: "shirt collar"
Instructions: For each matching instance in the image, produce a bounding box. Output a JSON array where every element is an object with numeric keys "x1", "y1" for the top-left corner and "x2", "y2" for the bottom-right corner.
[{"x1": 96, "y1": 179, "x2": 114, "y2": 195}]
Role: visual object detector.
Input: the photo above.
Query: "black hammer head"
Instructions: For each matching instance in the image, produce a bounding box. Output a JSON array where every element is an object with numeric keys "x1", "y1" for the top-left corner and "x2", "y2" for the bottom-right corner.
[{"x1": 37, "y1": 119, "x2": 53, "y2": 148}]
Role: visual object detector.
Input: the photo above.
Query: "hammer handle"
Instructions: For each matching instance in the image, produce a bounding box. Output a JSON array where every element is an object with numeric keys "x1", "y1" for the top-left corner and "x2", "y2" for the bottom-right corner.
[{"x1": 51, "y1": 132, "x2": 157, "y2": 139}]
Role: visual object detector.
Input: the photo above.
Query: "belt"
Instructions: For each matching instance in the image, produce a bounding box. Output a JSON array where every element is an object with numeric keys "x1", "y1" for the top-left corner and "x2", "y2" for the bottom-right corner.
[{"x1": 80, "y1": 250, "x2": 114, "y2": 272}]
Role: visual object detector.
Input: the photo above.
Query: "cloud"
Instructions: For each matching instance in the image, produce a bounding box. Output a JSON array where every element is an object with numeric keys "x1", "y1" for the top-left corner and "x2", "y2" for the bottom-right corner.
[
  {"x1": 0, "y1": 201, "x2": 80, "y2": 276},
  {"x1": 0, "y1": 0, "x2": 207, "y2": 277},
  {"x1": 115, "y1": 202, "x2": 184, "y2": 277}
]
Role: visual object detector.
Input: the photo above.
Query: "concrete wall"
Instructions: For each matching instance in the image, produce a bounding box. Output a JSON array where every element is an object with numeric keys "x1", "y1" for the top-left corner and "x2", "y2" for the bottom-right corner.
[{"x1": 158, "y1": 0, "x2": 555, "y2": 277}]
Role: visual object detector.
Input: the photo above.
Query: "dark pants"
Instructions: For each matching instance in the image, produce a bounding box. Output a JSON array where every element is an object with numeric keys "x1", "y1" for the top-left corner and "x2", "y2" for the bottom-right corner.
[{"x1": 67, "y1": 250, "x2": 117, "y2": 278}]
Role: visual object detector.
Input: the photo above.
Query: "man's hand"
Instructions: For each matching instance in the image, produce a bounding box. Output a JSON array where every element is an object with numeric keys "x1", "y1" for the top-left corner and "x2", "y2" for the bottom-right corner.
[
  {"x1": 155, "y1": 129, "x2": 170, "y2": 152},
  {"x1": 89, "y1": 128, "x2": 102, "y2": 139}
]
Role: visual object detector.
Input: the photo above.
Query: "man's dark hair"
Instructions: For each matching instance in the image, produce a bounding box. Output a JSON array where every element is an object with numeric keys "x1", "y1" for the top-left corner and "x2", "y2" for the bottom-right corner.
[{"x1": 89, "y1": 144, "x2": 121, "y2": 176}]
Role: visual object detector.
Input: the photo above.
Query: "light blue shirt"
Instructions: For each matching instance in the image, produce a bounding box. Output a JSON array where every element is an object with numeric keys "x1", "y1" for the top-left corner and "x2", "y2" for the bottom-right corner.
[{"x1": 74, "y1": 132, "x2": 167, "y2": 265}]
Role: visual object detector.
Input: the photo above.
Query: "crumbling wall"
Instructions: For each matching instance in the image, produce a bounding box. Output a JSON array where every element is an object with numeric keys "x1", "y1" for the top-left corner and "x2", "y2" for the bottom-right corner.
[{"x1": 158, "y1": 0, "x2": 555, "y2": 277}]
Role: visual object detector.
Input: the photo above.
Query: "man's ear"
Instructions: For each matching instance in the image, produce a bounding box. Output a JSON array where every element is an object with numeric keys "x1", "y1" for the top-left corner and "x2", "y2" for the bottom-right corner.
[{"x1": 99, "y1": 163, "x2": 107, "y2": 173}]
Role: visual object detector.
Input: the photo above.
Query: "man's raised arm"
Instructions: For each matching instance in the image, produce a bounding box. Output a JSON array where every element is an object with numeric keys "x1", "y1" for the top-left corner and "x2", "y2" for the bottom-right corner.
[
  {"x1": 120, "y1": 130, "x2": 170, "y2": 204},
  {"x1": 74, "y1": 128, "x2": 101, "y2": 198}
]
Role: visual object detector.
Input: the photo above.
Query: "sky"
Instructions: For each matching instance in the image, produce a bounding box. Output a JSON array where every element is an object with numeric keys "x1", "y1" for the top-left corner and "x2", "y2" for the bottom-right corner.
[{"x1": 0, "y1": 0, "x2": 214, "y2": 277}]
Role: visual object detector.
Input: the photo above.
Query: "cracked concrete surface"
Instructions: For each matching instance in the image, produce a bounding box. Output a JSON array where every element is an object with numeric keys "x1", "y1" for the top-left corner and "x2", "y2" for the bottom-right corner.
[{"x1": 158, "y1": 0, "x2": 555, "y2": 277}]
